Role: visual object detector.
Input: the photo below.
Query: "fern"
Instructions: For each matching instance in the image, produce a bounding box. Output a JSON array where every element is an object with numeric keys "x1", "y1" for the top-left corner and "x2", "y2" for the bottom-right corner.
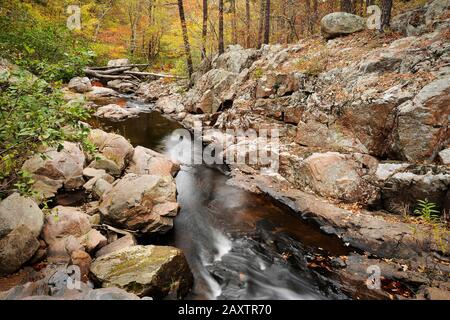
[{"x1": 414, "y1": 199, "x2": 440, "y2": 222}]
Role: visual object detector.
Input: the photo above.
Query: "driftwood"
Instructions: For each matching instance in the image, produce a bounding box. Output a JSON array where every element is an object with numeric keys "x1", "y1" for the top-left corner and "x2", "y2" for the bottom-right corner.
[
  {"x1": 92, "y1": 223, "x2": 137, "y2": 236},
  {"x1": 88, "y1": 64, "x2": 149, "y2": 71},
  {"x1": 84, "y1": 65, "x2": 185, "y2": 83},
  {"x1": 83, "y1": 68, "x2": 133, "y2": 80},
  {"x1": 124, "y1": 70, "x2": 186, "y2": 79}
]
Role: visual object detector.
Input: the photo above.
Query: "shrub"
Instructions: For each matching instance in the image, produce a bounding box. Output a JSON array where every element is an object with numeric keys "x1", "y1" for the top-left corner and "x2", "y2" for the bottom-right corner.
[{"x1": 0, "y1": 68, "x2": 93, "y2": 197}]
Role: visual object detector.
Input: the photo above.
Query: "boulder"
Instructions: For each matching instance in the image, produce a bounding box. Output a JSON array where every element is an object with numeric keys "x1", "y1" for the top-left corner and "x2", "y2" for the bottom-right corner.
[
  {"x1": 0, "y1": 193, "x2": 43, "y2": 238},
  {"x1": 42, "y1": 206, "x2": 105, "y2": 261},
  {"x1": 438, "y1": 148, "x2": 450, "y2": 165},
  {"x1": 94, "y1": 104, "x2": 138, "y2": 120},
  {"x1": 154, "y1": 95, "x2": 185, "y2": 115},
  {"x1": 99, "y1": 174, "x2": 178, "y2": 235},
  {"x1": 85, "y1": 87, "x2": 120, "y2": 105},
  {"x1": 92, "y1": 178, "x2": 113, "y2": 198},
  {"x1": 70, "y1": 250, "x2": 92, "y2": 283},
  {"x1": 127, "y1": 146, "x2": 180, "y2": 177},
  {"x1": 87, "y1": 129, "x2": 134, "y2": 176},
  {"x1": 90, "y1": 245, "x2": 193, "y2": 298},
  {"x1": 391, "y1": 76, "x2": 450, "y2": 162},
  {"x1": 107, "y1": 59, "x2": 130, "y2": 67},
  {"x1": 22, "y1": 142, "x2": 85, "y2": 199},
  {"x1": 95, "y1": 234, "x2": 137, "y2": 258},
  {"x1": 68, "y1": 77, "x2": 92, "y2": 93},
  {"x1": 0, "y1": 225, "x2": 40, "y2": 276},
  {"x1": 83, "y1": 169, "x2": 114, "y2": 192},
  {"x1": 296, "y1": 152, "x2": 379, "y2": 203},
  {"x1": 321, "y1": 12, "x2": 366, "y2": 39}
]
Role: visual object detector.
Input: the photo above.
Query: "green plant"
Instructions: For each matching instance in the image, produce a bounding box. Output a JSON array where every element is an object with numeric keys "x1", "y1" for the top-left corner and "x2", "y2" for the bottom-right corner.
[
  {"x1": 0, "y1": 69, "x2": 93, "y2": 197},
  {"x1": 414, "y1": 199, "x2": 440, "y2": 222},
  {"x1": 253, "y1": 67, "x2": 264, "y2": 79},
  {"x1": 13, "y1": 170, "x2": 36, "y2": 197}
]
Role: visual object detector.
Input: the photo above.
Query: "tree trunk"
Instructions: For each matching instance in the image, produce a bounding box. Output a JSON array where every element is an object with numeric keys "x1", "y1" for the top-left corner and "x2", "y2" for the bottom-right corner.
[
  {"x1": 263, "y1": 0, "x2": 271, "y2": 44},
  {"x1": 202, "y1": 0, "x2": 208, "y2": 59},
  {"x1": 340, "y1": 0, "x2": 354, "y2": 13},
  {"x1": 305, "y1": 0, "x2": 312, "y2": 34},
  {"x1": 245, "y1": 0, "x2": 251, "y2": 48},
  {"x1": 231, "y1": 0, "x2": 237, "y2": 45},
  {"x1": 257, "y1": 0, "x2": 265, "y2": 48},
  {"x1": 219, "y1": 0, "x2": 225, "y2": 54},
  {"x1": 380, "y1": 0, "x2": 393, "y2": 31},
  {"x1": 177, "y1": 0, "x2": 193, "y2": 77}
]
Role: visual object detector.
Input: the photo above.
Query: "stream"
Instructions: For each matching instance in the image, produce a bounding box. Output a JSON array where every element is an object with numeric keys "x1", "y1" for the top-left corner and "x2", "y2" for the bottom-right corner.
[{"x1": 94, "y1": 99, "x2": 353, "y2": 300}]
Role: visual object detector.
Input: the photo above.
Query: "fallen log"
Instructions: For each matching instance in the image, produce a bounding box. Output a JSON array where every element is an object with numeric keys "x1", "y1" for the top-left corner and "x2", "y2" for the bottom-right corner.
[
  {"x1": 124, "y1": 71, "x2": 187, "y2": 79},
  {"x1": 83, "y1": 68, "x2": 133, "y2": 80},
  {"x1": 88, "y1": 64, "x2": 149, "y2": 71}
]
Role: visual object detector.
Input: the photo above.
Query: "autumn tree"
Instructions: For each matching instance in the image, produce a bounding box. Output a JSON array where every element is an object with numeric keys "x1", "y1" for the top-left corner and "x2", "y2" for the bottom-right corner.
[{"x1": 177, "y1": 0, "x2": 193, "y2": 77}]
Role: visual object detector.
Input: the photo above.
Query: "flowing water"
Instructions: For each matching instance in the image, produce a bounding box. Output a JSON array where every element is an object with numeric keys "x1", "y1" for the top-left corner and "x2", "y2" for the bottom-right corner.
[{"x1": 94, "y1": 99, "x2": 352, "y2": 300}]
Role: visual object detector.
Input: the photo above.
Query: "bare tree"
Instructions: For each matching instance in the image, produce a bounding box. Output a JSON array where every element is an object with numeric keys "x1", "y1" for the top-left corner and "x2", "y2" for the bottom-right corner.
[
  {"x1": 263, "y1": 0, "x2": 271, "y2": 44},
  {"x1": 380, "y1": 0, "x2": 393, "y2": 31},
  {"x1": 177, "y1": 0, "x2": 193, "y2": 77},
  {"x1": 219, "y1": 0, "x2": 225, "y2": 54},
  {"x1": 340, "y1": 0, "x2": 354, "y2": 13},
  {"x1": 202, "y1": 0, "x2": 208, "y2": 59},
  {"x1": 257, "y1": 0, "x2": 265, "y2": 48},
  {"x1": 126, "y1": 0, "x2": 143, "y2": 55},
  {"x1": 245, "y1": 0, "x2": 251, "y2": 48},
  {"x1": 231, "y1": 0, "x2": 237, "y2": 44}
]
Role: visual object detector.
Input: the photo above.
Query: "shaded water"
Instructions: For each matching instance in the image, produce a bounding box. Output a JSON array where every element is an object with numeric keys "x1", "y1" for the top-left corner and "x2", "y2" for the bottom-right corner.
[{"x1": 95, "y1": 101, "x2": 352, "y2": 300}]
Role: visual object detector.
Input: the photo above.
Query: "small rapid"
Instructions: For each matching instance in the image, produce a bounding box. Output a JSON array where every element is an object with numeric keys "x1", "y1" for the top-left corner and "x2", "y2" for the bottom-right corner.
[{"x1": 94, "y1": 100, "x2": 352, "y2": 300}]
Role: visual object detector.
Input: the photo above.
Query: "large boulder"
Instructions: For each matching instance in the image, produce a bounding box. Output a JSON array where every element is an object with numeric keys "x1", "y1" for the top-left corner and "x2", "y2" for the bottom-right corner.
[
  {"x1": 0, "y1": 225, "x2": 40, "y2": 276},
  {"x1": 391, "y1": 76, "x2": 450, "y2": 162},
  {"x1": 126, "y1": 146, "x2": 180, "y2": 177},
  {"x1": 22, "y1": 142, "x2": 86, "y2": 199},
  {"x1": 321, "y1": 12, "x2": 366, "y2": 39},
  {"x1": 99, "y1": 174, "x2": 178, "y2": 235},
  {"x1": 295, "y1": 152, "x2": 379, "y2": 203},
  {"x1": 87, "y1": 129, "x2": 134, "y2": 176},
  {"x1": 43, "y1": 206, "x2": 106, "y2": 262},
  {"x1": 0, "y1": 193, "x2": 44, "y2": 238},
  {"x1": 68, "y1": 77, "x2": 92, "y2": 93},
  {"x1": 90, "y1": 245, "x2": 193, "y2": 298}
]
